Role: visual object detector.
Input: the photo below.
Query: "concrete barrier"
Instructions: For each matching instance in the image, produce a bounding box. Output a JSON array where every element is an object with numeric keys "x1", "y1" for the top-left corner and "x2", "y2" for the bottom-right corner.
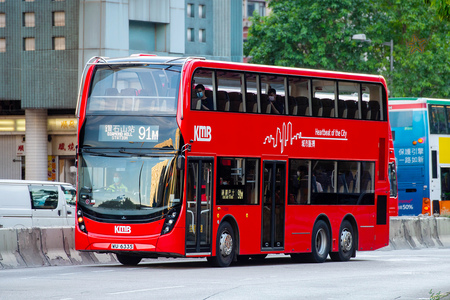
[
  {"x1": 0, "y1": 216, "x2": 449, "y2": 269},
  {"x1": 17, "y1": 228, "x2": 49, "y2": 267},
  {"x1": 388, "y1": 216, "x2": 450, "y2": 250},
  {"x1": 0, "y1": 228, "x2": 26, "y2": 269},
  {"x1": 62, "y1": 227, "x2": 95, "y2": 265},
  {"x1": 41, "y1": 227, "x2": 72, "y2": 266}
]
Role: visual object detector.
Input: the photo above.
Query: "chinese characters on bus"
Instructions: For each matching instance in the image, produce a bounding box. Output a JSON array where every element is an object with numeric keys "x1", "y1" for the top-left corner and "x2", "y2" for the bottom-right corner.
[
  {"x1": 99, "y1": 125, "x2": 160, "y2": 142},
  {"x1": 397, "y1": 147, "x2": 424, "y2": 164}
]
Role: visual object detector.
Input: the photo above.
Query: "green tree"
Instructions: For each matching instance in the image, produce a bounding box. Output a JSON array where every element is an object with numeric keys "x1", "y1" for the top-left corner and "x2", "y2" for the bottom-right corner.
[
  {"x1": 424, "y1": 0, "x2": 450, "y2": 21},
  {"x1": 244, "y1": 0, "x2": 450, "y2": 98}
]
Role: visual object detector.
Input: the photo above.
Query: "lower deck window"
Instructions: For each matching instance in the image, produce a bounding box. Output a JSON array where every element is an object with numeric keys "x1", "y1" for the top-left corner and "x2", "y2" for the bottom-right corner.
[
  {"x1": 289, "y1": 159, "x2": 375, "y2": 205},
  {"x1": 216, "y1": 157, "x2": 259, "y2": 205}
]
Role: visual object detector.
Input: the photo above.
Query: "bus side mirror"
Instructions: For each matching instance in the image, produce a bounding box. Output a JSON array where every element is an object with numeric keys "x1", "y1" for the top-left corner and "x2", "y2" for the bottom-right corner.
[{"x1": 177, "y1": 156, "x2": 185, "y2": 170}]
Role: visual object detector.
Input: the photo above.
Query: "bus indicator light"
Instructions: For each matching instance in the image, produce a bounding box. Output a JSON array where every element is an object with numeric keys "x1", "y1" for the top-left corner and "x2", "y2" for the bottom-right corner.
[
  {"x1": 418, "y1": 138, "x2": 424, "y2": 143},
  {"x1": 422, "y1": 198, "x2": 431, "y2": 215}
]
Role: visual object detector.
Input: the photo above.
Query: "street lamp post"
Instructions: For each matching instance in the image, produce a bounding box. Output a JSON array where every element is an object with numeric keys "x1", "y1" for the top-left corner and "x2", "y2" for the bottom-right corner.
[{"x1": 352, "y1": 34, "x2": 393, "y2": 72}]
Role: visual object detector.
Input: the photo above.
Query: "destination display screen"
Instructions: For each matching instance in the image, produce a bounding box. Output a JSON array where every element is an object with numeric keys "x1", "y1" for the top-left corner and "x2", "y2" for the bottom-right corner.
[{"x1": 98, "y1": 125, "x2": 159, "y2": 142}]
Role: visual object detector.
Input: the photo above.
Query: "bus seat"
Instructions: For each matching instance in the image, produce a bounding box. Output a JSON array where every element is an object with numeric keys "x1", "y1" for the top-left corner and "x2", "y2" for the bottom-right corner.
[
  {"x1": 361, "y1": 101, "x2": 369, "y2": 119},
  {"x1": 245, "y1": 93, "x2": 257, "y2": 113},
  {"x1": 361, "y1": 171, "x2": 372, "y2": 192},
  {"x1": 288, "y1": 96, "x2": 298, "y2": 115},
  {"x1": 312, "y1": 98, "x2": 322, "y2": 117},
  {"x1": 368, "y1": 100, "x2": 380, "y2": 120},
  {"x1": 228, "y1": 92, "x2": 243, "y2": 112},
  {"x1": 217, "y1": 90, "x2": 229, "y2": 111},
  {"x1": 103, "y1": 87, "x2": 119, "y2": 110},
  {"x1": 346, "y1": 100, "x2": 358, "y2": 119},
  {"x1": 296, "y1": 96, "x2": 309, "y2": 116},
  {"x1": 338, "y1": 100, "x2": 347, "y2": 118},
  {"x1": 321, "y1": 99, "x2": 334, "y2": 117},
  {"x1": 271, "y1": 95, "x2": 284, "y2": 114},
  {"x1": 260, "y1": 94, "x2": 271, "y2": 114}
]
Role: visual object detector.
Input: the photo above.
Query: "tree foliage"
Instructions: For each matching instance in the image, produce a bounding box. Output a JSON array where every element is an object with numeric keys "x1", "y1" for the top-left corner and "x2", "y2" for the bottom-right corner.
[
  {"x1": 244, "y1": 0, "x2": 450, "y2": 98},
  {"x1": 424, "y1": 0, "x2": 450, "y2": 21}
]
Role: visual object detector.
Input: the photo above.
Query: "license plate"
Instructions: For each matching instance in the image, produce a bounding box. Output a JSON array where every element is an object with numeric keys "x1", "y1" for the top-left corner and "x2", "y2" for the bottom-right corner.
[{"x1": 111, "y1": 244, "x2": 134, "y2": 250}]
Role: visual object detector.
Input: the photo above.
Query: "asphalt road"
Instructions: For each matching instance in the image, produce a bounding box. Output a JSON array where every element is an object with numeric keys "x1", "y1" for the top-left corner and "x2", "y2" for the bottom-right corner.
[{"x1": 1, "y1": 248, "x2": 450, "y2": 300}]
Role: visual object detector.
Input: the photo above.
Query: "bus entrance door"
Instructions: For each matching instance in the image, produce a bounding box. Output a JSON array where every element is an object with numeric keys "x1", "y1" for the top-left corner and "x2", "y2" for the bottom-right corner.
[
  {"x1": 186, "y1": 158, "x2": 213, "y2": 255},
  {"x1": 262, "y1": 161, "x2": 285, "y2": 251}
]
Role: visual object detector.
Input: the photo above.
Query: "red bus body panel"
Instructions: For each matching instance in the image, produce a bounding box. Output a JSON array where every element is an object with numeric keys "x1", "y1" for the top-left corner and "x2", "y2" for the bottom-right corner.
[{"x1": 76, "y1": 57, "x2": 390, "y2": 259}]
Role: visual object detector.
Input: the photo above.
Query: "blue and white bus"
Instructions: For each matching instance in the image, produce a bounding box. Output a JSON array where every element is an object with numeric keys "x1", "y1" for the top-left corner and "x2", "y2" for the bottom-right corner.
[{"x1": 389, "y1": 97, "x2": 450, "y2": 216}]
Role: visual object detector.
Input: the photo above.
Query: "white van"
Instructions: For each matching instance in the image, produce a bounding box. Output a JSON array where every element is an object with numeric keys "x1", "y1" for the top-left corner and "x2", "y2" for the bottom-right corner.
[{"x1": 0, "y1": 180, "x2": 76, "y2": 228}]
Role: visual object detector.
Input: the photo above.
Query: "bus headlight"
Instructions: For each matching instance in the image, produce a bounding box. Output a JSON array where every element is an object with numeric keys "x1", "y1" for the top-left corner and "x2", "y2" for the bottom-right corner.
[
  {"x1": 77, "y1": 209, "x2": 88, "y2": 233},
  {"x1": 161, "y1": 208, "x2": 179, "y2": 235}
]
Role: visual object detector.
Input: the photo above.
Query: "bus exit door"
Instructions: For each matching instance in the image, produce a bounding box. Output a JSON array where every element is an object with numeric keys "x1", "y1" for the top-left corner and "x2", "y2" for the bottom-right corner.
[
  {"x1": 262, "y1": 161, "x2": 285, "y2": 250},
  {"x1": 186, "y1": 158, "x2": 213, "y2": 255}
]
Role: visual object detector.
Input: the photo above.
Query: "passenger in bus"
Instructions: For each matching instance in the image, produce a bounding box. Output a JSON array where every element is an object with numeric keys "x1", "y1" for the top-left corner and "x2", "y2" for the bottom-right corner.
[
  {"x1": 107, "y1": 172, "x2": 128, "y2": 193},
  {"x1": 195, "y1": 84, "x2": 213, "y2": 110},
  {"x1": 268, "y1": 88, "x2": 284, "y2": 114}
]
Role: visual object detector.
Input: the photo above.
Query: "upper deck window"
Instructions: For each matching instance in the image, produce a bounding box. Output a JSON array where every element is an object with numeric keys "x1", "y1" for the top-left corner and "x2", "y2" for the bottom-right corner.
[
  {"x1": 87, "y1": 65, "x2": 181, "y2": 115},
  {"x1": 429, "y1": 104, "x2": 450, "y2": 134},
  {"x1": 190, "y1": 67, "x2": 387, "y2": 122}
]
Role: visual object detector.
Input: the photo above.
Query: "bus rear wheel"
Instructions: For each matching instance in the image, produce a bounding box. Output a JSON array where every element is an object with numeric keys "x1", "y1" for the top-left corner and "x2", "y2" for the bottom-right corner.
[
  {"x1": 116, "y1": 254, "x2": 142, "y2": 266},
  {"x1": 310, "y1": 220, "x2": 330, "y2": 263},
  {"x1": 330, "y1": 220, "x2": 354, "y2": 262},
  {"x1": 209, "y1": 221, "x2": 235, "y2": 267}
]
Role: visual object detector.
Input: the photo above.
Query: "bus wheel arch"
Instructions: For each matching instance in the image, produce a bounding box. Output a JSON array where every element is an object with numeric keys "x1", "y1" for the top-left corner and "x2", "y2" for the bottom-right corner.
[
  {"x1": 310, "y1": 215, "x2": 332, "y2": 263},
  {"x1": 208, "y1": 216, "x2": 239, "y2": 267},
  {"x1": 330, "y1": 215, "x2": 357, "y2": 261},
  {"x1": 116, "y1": 253, "x2": 142, "y2": 266}
]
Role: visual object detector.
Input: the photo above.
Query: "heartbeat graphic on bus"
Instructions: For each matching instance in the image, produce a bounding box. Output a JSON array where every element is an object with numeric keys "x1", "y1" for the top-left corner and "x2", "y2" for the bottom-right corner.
[{"x1": 263, "y1": 122, "x2": 348, "y2": 153}]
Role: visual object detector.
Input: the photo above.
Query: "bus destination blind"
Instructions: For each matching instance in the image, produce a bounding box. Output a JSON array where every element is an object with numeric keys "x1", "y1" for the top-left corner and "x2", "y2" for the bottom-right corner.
[{"x1": 99, "y1": 125, "x2": 159, "y2": 142}]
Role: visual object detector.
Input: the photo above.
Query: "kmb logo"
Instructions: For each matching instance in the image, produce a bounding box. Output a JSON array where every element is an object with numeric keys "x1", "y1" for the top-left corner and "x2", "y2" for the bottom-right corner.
[
  {"x1": 114, "y1": 226, "x2": 131, "y2": 234},
  {"x1": 194, "y1": 125, "x2": 211, "y2": 142}
]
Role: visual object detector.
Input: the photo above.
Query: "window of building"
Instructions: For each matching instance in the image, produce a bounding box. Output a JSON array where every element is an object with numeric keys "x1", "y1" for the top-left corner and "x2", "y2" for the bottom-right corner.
[
  {"x1": 217, "y1": 157, "x2": 260, "y2": 205},
  {"x1": 0, "y1": 38, "x2": 5, "y2": 52},
  {"x1": 53, "y1": 36, "x2": 65, "y2": 50},
  {"x1": 23, "y1": 12, "x2": 35, "y2": 27},
  {"x1": 0, "y1": 13, "x2": 5, "y2": 28},
  {"x1": 187, "y1": 3, "x2": 194, "y2": 17},
  {"x1": 199, "y1": 29, "x2": 205, "y2": 43},
  {"x1": 52, "y1": 11, "x2": 65, "y2": 27},
  {"x1": 247, "y1": 1, "x2": 265, "y2": 17},
  {"x1": 199, "y1": 4, "x2": 205, "y2": 18},
  {"x1": 187, "y1": 28, "x2": 194, "y2": 42},
  {"x1": 23, "y1": 37, "x2": 35, "y2": 51}
]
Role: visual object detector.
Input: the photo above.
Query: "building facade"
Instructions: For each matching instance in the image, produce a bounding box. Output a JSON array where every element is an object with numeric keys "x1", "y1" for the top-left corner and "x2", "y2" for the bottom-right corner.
[{"x1": 0, "y1": 0, "x2": 242, "y2": 184}]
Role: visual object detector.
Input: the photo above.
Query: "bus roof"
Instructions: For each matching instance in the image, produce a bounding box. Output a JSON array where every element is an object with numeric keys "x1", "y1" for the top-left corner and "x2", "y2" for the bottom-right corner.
[
  {"x1": 89, "y1": 55, "x2": 387, "y2": 84},
  {"x1": 389, "y1": 97, "x2": 450, "y2": 110}
]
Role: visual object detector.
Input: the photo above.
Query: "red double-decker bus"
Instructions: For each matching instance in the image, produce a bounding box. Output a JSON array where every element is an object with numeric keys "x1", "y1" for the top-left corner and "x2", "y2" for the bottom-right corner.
[{"x1": 75, "y1": 55, "x2": 391, "y2": 267}]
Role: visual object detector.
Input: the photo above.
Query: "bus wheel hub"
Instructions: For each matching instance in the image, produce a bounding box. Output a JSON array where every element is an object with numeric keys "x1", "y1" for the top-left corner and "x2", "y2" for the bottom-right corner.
[{"x1": 219, "y1": 232, "x2": 233, "y2": 256}]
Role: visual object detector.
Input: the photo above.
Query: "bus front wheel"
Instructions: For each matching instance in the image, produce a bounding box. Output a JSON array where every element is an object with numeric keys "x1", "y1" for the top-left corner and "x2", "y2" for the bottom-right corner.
[
  {"x1": 310, "y1": 220, "x2": 330, "y2": 263},
  {"x1": 116, "y1": 254, "x2": 142, "y2": 266},
  {"x1": 209, "y1": 221, "x2": 235, "y2": 267},
  {"x1": 330, "y1": 220, "x2": 354, "y2": 262}
]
